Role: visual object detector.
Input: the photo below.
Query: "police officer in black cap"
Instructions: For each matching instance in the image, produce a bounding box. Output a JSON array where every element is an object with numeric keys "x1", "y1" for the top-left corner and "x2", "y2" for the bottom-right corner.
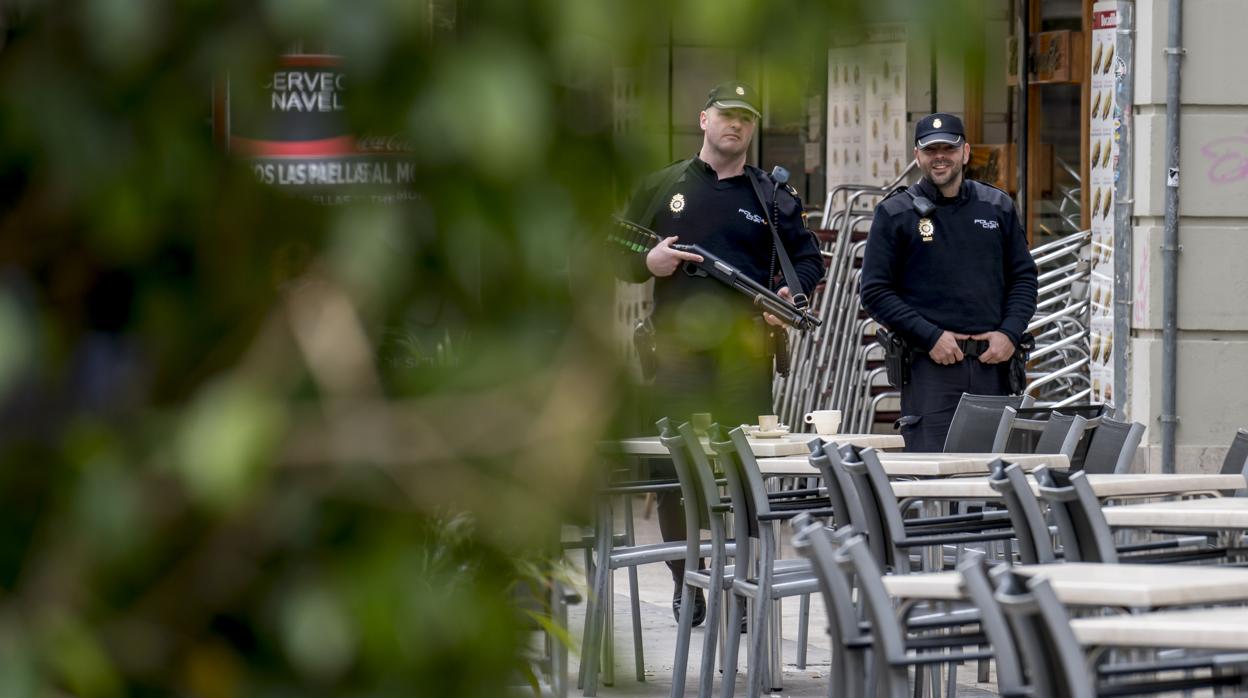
[
  {"x1": 860, "y1": 113, "x2": 1038, "y2": 452},
  {"x1": 619, "y1": 81, "x2": 823, "y2": 625}
]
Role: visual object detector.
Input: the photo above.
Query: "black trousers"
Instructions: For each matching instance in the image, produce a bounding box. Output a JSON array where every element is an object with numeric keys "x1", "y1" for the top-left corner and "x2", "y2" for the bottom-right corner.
[
  {"x1": 646, "y1": 345, "x2": 772, "y2": 583},
  {"x1": 899, "y1": 354, "x2": 1010, "y2": 452}
]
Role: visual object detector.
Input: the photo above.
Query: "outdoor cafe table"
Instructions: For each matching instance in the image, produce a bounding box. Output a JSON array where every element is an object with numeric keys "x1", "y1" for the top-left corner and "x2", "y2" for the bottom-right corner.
[
  {"x1": 889, "y1": 473, "x2": 1246, "y2": 501},
  {"x1": 607, "y1": 432, "x2": 904, "y2": 458},
  {"x1": 755, "y1": 451, "x2": 1070, "y2": 478},
  {"x1": 1070, "y1": 607, "x2": 1248, "y2": 651},
  {"x1": 882, "y1": 562, "x2": 1248, "y2": 608},
  {"x1": 1102, "y1": 496, "x2": 1248, "y2": 531}
]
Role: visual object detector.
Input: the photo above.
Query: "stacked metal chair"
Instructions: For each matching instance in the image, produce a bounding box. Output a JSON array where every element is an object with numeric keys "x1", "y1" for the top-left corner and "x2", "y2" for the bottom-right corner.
[
  {"x1": 774, "y1": 165, "x2": 916, "y2": 431},
  {"x1": 1022, "y1": 229, "x2": 1093, "y2": 406}
]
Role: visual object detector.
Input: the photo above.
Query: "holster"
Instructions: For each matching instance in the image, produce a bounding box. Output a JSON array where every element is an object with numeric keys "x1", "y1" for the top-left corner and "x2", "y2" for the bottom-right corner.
[
  {"x1": 633, "y1": 317, "x2": 658, "y2": 381},
  {"x1": 766, "y1": 325, "x2": 790, "y2": 377},
  {"x1": 1008, "y1": 332, "x2": 1035, "y2": 395},
  {"x1": 877, "y1": 327, "x2": 913, "y2": 388}
]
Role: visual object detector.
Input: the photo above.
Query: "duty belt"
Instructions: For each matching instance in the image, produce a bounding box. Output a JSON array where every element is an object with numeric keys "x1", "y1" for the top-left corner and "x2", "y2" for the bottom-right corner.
[{"x1": 955, "y1": 338, "x2": 991, "y2": 358}]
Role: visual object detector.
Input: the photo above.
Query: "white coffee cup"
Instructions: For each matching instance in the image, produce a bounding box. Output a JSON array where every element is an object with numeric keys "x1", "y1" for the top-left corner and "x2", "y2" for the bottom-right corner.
[
  {"x1": 804, "y1": 409, "x2": 842, "y2": 435},
  {"x1": 758, "y1": 414, "x2": 781, "y2": 432}
]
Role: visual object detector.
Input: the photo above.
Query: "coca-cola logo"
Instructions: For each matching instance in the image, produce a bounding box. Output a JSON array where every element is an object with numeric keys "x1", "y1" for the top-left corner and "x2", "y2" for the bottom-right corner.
[{"x1": 355, "y1": 134, "x2": 413, "y2": 153}]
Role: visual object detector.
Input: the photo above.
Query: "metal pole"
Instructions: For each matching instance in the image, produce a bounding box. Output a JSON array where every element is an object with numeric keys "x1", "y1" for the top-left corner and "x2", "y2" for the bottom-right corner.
[
  {"x1": 1161, "y1": 0, "x2": 1184, "y2": 473},
  {"x1": 1113, "y1": 3, "x2": 1135, "y2": 420},
  {"x1": 1018, "y1": 0, "x2": 1029, "y2": 224}
]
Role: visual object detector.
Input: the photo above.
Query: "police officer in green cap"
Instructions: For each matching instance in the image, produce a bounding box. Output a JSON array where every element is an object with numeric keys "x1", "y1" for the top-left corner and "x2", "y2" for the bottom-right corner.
[{"x1": 619, "y1": 81, "x2": 824, "y2": 625}]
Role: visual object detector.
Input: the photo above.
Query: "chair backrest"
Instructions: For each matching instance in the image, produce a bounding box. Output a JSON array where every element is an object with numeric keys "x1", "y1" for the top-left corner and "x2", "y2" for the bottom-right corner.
[
  {"x1": 1220, "y1": 428, "x2": 1248, "y2": 476},
  {"x1": 1080, "y1": 416, "x2": 1145, "y2": 474},
  {"x1": 834, "y1": 529, "x2": 912, "y2": 666},
  {"x1": 808, "y1": 439, "x2": 864, "y2": 531},
  {"x1": 956, "y1": 554, "x2": 1027, "y2": 696},
  {"x1": 986, "y1": 459, "x2": 1056, "y2": 564},
  {"x1": 836, "y1": 445, "x2": 911, "y2": 572},
  {"x1": 992, "y1": 404, "x2": 1108, "y2": 462},
  {"x1": 708, "y1": 424, "x2": 776, "y2": 542},
  {"x1": 992, "y1": 569, "x2": 1096, "y2": 698},
  {"x1": 659, "y1": 419, "x2": 714, "y2": 534},
  {"x1": 1034, "y1": 467, "x2": 1118, "y2": 563},
  {"x1": 943, "y1": 393, "x2": 1030, "y2": 452},
  {"x1": 1032, "y1": 412, "x2": 1089, "y2": 458},
  {"x1": 789, "y1": 516, "x2": 871, "y2": 655}
]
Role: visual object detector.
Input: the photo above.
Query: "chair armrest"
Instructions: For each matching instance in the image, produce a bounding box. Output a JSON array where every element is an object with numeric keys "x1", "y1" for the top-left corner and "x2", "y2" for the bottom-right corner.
[
  {"x1": 753, "y1": 504, "x2": 833, "y2": 521},
  {"x1": 895, "y1": 529, "x2": 1018, "y2": 547},
  {"x1": 766, "y1": 487, "x2": 826, "y2": 500},
  {"x1": 606, "y1": 478, "x2": 678, "y2": 489},
  {"x1": 599, "y1": 482, "x2": 683, "y2": 495},
  {"x1": 904, "y1": 510, "x2": 1011, "y2": 528},
  {"x1": 898, "y1": 649, "x2": 995, "y2": 666}
]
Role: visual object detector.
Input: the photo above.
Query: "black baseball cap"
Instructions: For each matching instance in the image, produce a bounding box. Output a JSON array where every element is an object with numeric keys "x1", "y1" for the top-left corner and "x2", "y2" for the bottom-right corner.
[
  {"x1": 914, "y1": 112, "x2": 965, "y2": 148},
  {"x1": 704, "y1": 81, "x2": 762, "y2": 119}
]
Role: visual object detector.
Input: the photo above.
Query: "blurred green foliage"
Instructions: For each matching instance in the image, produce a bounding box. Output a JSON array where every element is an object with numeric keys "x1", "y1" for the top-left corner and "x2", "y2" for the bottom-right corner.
[{"x1": 0, "y1": 0, "x2": 980, "y2": 694}]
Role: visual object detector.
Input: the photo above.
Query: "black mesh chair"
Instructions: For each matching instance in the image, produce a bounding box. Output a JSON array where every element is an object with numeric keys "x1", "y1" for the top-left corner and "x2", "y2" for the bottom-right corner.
[
  {"x1": 992, "y1": 404, "x2": 1110, "y2": 467},
  {"x1": 942, "y1": 393, "x2": 1033, "y2": 453},
  {"x1": 1079, "y1": 416, "x2": 1145, "y2": 474},
  {"x1": 994, "y1": 408, "x2": 1090, "y2": 459}
]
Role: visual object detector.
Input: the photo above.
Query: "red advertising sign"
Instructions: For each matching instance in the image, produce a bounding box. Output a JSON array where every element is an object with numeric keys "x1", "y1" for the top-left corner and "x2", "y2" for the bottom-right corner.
[{"x1": 214, "y1": 54, "x2": 417, "y2": 204}]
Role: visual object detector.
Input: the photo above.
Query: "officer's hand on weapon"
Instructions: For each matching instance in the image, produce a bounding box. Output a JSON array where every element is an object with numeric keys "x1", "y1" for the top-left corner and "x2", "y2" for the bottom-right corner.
[
  {"x1": 646, "y1": 236, "x2": 704, "y2": 277},
  {"x1": 929, "y1": 331, "x2": 969, "y2": 365},
  {"x1": 763, "y1": 286, "x2": 793, "y2": 327},
  {"x1": 972, "y1": 331, "x2": 1015, "y2": 364}
]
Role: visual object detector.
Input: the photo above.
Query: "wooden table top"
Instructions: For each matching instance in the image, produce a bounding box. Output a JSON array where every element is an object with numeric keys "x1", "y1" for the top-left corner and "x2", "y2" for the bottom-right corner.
[
  {"x1": 882, "y1": 562, "x2": 1248, "y2": 607},
  {"x1": 607, "y1": 432, "x2": 904, "y2": 458},
  {"x1": 890, "y1": 473, "x2": 1245, "y2": 500},
  {"x1": 1102, "y1": 496, "x2": 1248, "y2": 530},
  {"x1": 1071, "y1": 607, "x2": 1248, "y2": 650},
  {"x1": 756, "y1": 451, "x2": 1069, "y2": 478}
]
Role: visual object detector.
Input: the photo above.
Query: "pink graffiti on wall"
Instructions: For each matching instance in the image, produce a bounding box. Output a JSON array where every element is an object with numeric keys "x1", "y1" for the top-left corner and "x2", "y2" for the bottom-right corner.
[{"x1": 1201, "y1": 131, "x2": 1248, "y2": 184}]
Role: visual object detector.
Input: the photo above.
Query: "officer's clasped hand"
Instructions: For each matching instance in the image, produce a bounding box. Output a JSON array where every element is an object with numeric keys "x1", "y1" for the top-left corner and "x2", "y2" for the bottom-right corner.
[
  {"x1": 646, "y1": 235, "x2": 705, "y2": 277},
  {"x1": 971, "y1": 331, "x2": 1015, "y2": 364},
  {"x1": 928, "y1": 331, "x2": 968, "y2": 365}
]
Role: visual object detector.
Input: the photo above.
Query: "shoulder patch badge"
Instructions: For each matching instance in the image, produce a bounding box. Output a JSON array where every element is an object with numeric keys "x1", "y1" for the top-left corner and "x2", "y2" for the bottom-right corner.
[
  {"x1": 918, "y1": 217, "x2": 935, "y2": 242},
  {"x1": 669, "y1": 193, "x2": 685, "y2": 213}
]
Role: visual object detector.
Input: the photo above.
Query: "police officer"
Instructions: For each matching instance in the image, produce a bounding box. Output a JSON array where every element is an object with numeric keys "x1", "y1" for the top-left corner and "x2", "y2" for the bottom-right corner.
[
  {"x1": 860, "y1": 113, "x2": 1038, "y2": 452},
  {"x1": 620, "y1": 81, "x2": 824, "y2": 624}
]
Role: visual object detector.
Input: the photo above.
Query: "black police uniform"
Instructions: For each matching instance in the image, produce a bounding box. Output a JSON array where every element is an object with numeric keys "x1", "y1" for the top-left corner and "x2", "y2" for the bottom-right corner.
[
  {"x1": 860, "y1": 176, "x2": 1038, "y2": 452},
  {"x1": 621, "y1": 155, "x2": 823, "y2": 594},
  {"x1": 623, "y1": 156, "x2": 824, "y2": 426}
]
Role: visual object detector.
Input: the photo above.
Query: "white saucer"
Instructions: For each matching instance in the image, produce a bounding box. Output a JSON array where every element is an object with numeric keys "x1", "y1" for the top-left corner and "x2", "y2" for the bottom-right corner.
[{"x1": 745, "y1": 425, "x2": 791, "y2": 439}]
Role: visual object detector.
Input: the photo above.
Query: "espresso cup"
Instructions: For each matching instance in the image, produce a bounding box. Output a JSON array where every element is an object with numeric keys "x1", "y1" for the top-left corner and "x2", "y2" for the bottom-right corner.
[
  {"x1": 758, "y1": 414, "x2": 780, "y2": 432},
  {"x1": 804, "y1": 409, "x2": 842, "y2": 435}
]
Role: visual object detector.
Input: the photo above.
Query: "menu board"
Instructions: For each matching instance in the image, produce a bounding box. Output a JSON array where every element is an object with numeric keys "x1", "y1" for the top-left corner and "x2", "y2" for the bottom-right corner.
[
  {"x1": 826, "y1": 45, "x2": 865, "y2": 211},
  {"x1": 825, "y1": 24, "x2": 906, "y2": 215},
  {"x1": 863, "y1": 27, "x2": 908, "y2": 189}
]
